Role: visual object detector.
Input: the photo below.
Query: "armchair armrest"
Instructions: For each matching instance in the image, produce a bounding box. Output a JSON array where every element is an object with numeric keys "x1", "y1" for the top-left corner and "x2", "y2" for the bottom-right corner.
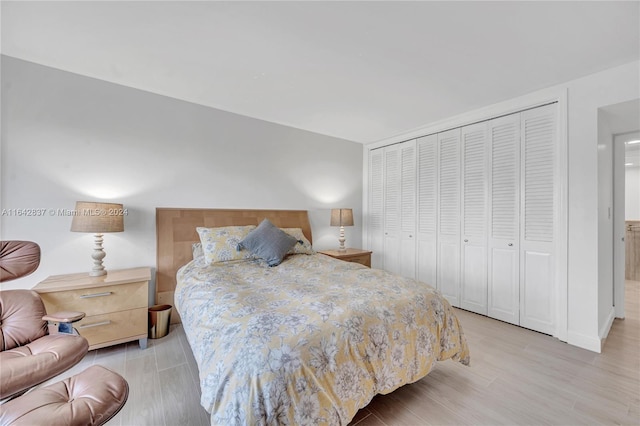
[{"x1": 43, "y1": 311, "x2": 85, "y2": 323}]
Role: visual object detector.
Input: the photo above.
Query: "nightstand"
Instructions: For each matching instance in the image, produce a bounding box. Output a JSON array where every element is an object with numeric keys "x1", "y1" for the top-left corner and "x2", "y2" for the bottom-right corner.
[
  {"x1": 318, "y1": 248, "x2": 372, "y2": 268},
  {"x1": 34, "y1": 267, "x2": 151, "y2": 351}
]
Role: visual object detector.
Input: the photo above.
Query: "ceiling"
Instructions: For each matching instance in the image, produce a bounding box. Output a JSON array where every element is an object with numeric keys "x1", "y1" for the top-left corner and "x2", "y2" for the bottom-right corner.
[{"x1": 2, "y1": 1, "x2": 639, "y2": 143}]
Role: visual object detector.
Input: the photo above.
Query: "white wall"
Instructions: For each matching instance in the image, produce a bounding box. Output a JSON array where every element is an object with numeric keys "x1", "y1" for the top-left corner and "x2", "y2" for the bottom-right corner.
[
  {"x1": 626, "y1": 167, "x2": 640, "y2": 220},
  {"x1": 1, "y1": 56, "x2": 363, "y2": 294},
  {"x1": 567, "y1": 61, "x2": 639, "y2": 351}
]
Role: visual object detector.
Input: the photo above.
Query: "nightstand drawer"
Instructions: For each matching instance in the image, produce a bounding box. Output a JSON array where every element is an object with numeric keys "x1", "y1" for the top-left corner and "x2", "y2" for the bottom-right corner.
[
  {"x1": 40, "y1": 281, "x2": 147, "y2": 316},
  {"x1": 346, "y1": 254, "x2": 371, "y2": 267},
  {"x1": 76, "y1": 308, "x2": 147, "y2": 350}
]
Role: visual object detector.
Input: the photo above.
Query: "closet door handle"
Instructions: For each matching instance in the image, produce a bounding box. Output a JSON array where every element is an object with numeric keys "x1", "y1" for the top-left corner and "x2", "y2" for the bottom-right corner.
[
  {"x1": 464, "y1": 239, "x2": 468, "y2": 243},
  {"x1": 508, "y1": 243, "x2": 513, "y2": 247}
]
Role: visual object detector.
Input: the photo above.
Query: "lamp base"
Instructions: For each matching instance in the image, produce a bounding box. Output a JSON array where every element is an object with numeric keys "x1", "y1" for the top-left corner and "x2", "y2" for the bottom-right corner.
[
  {"x1": 338, "y1": 226, "x2": 347, "y2": 252},
  {"x1": 90, "y1": 233, "x2": 107, "y2": 276}
]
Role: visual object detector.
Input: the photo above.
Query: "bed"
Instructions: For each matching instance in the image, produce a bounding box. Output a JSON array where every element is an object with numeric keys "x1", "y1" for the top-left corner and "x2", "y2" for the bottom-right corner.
[{"x1": 156, "y1": 208, "x2": 470, "y2": 425}]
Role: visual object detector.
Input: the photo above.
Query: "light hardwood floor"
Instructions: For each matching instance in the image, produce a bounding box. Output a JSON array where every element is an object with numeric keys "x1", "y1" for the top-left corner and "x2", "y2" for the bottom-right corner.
[{"x1": 41, "y1": 281, "x2": 639, "y2": 425}]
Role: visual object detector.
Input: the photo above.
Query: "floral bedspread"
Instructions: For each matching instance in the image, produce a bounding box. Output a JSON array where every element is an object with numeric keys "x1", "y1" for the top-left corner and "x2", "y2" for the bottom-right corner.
[{"x1": 176, "y1": 253, "x2": 470, "y2": 425}]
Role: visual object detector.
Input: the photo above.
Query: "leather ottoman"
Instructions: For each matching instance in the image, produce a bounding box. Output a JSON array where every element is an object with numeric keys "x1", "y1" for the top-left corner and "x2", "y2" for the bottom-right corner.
[{"x1": 0, "y1": 365, "x2": 129, "y2": 426}]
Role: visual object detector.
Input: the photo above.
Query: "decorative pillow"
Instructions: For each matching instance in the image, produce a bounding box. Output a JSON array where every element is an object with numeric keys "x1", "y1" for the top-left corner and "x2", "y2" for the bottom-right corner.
[
  {"x1": 281, "y1": 228, "x2": 315, "y2": 255},
  {"x1": 196, "y1": 225, "x2": 256, "y2": 264},
  {"x1": 238, "y1": 219, "x2": 298, "y2": 267}
]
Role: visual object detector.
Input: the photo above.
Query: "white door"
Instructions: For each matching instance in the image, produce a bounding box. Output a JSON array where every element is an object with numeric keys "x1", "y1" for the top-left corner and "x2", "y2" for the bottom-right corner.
[
  {"x1": 613, "y1": 134, "x2": 629, "y2": 318},
  {"x1": 417, "y1": 134, "x2": 438, "y2": 286},
  {"x1": 437, "y1": 129, "x2": 461, "y2": 306},
  {"x1": 519, "y1": 104, "x2": 557, "y2": 334},
  {"x1": 487, "y1": 113, "x2": 521, "y2": 325},
  {"x1": 383, "y1": 145, "x2": 401, "y2": 275},
  {"x1": 399, "y1": 140, "x2": 417, "y2": 279},
  {"x1": 460, "y1": 123, "x2": 489, "y2": 314},
  {"x1": 368, "y1": 148, "x2": 384, "y2": 269}
]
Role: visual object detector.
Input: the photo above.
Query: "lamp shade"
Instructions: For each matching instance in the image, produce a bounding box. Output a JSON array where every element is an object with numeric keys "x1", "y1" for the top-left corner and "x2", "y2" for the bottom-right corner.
[
  {"x1": 70, "y1": 201, "x2": 124, "y2": 233},
  {"x1": 330, "y1": 208, "x2": 354, "y2": 227}
]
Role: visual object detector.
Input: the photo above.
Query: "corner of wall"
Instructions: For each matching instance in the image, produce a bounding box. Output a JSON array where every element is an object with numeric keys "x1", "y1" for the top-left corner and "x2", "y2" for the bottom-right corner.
[
  {"x1": 567, "y1": 329, "x2": 602, "y2": 353},
  {"x1": 599, "y1": 305, "x2": 617, "y2": 341}
]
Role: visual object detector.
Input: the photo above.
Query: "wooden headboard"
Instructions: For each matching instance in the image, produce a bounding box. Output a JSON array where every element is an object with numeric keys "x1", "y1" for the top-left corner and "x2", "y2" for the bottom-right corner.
[{"x1": 156, "y1": 208, "x2": 312, "y2": 322}]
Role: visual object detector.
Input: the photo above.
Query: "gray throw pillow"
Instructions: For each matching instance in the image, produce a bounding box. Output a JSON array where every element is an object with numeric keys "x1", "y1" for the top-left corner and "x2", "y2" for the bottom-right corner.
[{"x1": 238, "y1": 218, "x2": 298, "y2": 266}]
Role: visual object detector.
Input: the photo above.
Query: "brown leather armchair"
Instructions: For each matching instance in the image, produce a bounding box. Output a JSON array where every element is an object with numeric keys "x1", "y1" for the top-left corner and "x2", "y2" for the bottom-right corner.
[
  {"x1": 0, "y1": 241, "x2": 129, "y2": 425},
  {"x1": 0, "y1": 289, "x2": 89, "y2": 399}
]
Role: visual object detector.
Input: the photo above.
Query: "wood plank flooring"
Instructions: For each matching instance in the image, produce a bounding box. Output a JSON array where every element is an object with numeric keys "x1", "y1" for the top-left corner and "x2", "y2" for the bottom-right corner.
[
  {"x1": 353, "y1": 280, "x2": 640, "y2": 426},
  {"x1": 37, "y1": 280, "x2": 640, "y2": 425}
]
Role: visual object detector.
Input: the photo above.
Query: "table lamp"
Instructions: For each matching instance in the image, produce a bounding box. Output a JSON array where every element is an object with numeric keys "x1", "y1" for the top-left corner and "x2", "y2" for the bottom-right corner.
[
  {"x1": 330, "y1": 208, "x2": 354, "y2": 252},
  {"x1": 71, "y1": 201, "x2": 124, "y2": 276}
]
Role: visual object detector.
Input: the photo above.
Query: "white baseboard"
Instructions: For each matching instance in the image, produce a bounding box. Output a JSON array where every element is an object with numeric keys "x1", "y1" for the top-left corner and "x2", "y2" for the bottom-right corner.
[
  {"x1": 567, "y1": 330, "x2": 601, "y2": 353},
  {"x1": 614, "y1": 303, "x2": 625, "y2": 319},
  {"x1": 599, "y1": 306, "x2": 617, "y2": 341}
]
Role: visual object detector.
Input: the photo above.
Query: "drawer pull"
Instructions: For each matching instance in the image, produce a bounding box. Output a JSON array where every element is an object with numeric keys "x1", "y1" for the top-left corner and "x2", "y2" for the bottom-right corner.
[
  {"x1": 80, "y1": 291, "x2": 112, "y2": 299},
  {"x1": 79, "y1": 320, "x2": 111, "y2": 329}
]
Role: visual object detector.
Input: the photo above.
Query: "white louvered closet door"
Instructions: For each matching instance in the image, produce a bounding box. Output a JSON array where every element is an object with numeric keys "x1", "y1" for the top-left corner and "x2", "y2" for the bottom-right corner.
[
  {"x1": 383, "y1": 144, "x2": 402, "y2": 275},
  {"x1": 416, "y1": 135, "x2": 438, "y2": 286},
  {"x1": 399, "y1": 140, "x2": 417, "y2": 279},
  {"x1": 487, "y1": 113, "x2": 521, "y2": 325},
  {"x1": 367, "y1": 103, "x2": 559, "y2": 336},
  {"x1": 368, "y1": 148, "x2": 384, "y2": 269},
  {"x1": 460, "y1": 123, "x2": 488, "y2": 315},
  {"x1": 520, "y1": 104, "x2": 557, "y2": 335},
  {"x1": 437, "y1": 129, "x2": 461, "y2": 306}
]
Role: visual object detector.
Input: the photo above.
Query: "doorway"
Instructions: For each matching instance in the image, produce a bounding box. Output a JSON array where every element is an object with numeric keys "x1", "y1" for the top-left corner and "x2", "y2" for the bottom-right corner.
[{"x1": 598, "y1": 99, "x2": 640, "y2": 330}]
